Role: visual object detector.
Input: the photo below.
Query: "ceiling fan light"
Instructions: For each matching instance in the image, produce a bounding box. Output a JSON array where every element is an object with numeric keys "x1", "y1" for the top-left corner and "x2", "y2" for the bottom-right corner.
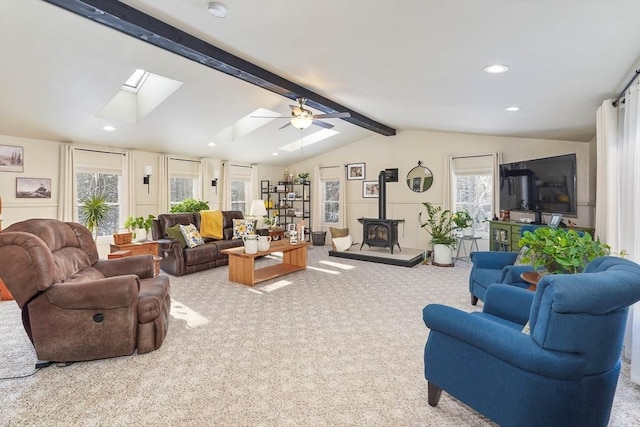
[{"x1": 291, "y1": 116, "x2": 313, "y2": 129}]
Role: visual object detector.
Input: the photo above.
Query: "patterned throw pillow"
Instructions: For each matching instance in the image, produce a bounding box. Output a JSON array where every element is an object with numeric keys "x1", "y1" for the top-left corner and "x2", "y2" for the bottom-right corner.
[
  {"x1": 233, "y1": 219, "x2": 255, "y2": 239},
  {"x1": 166, "y1": 223, "x2": 187, "y2": 248},
  {"x1": 514, "y1": 246, "x2": 531, "y2": 266},
  {"x1": 179, "y1": 223, "x2": 205, "y2": 248}
]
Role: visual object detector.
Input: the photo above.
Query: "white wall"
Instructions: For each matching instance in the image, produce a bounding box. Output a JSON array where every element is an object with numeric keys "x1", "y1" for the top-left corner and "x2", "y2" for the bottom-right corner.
[
  {"x1": 1, "y1": 130, "x2": 593, "y2": 255},
  {"x1": 289, "y1": 129, "x2": 592, "y2": 252}
]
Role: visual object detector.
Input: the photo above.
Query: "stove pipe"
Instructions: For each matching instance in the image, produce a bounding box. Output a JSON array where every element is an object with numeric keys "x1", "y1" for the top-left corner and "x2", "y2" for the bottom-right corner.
[{"x1": 378, "y1": 170, "x2": 386, "y2": 219}]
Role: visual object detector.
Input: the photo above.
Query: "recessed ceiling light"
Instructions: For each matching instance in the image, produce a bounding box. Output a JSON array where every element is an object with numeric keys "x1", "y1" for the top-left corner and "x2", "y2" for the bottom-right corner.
[
  {"x1": 208, "y1": 142, "x2": 216, "y2": 147},
  {"x1": 208, "y1": 2, "x2": 227, "y2": 18},
  {"x1": 272, "y1": 152, "x2": 278, "y2": 156},
  {"x1": 483, "y1": 64, "x2": 509, "y2": 74},
  {"x1": 505, "y1": 106, "x2": 520, "y2": 112},
  {"x1": 102, "y1": 125, "x2": 116, "y2": 131}
]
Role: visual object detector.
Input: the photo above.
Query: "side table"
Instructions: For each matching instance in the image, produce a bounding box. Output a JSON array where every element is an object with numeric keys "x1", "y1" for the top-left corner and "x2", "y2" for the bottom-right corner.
[
  {"x1": 455, "y1": 236, "x2": 481, "y2": 264},
  {"x1": 110, "y1": 240, "x2": 158, "y2": 256},
  {"x1": 109, "y1": 241, "x2": 161, "y2": 276}
]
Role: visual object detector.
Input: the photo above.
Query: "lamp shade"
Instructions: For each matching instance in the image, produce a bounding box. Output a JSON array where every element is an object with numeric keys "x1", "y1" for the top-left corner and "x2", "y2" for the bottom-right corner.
[{"x1": 250, "y1": 200, "x2": 267, "y2": 217}]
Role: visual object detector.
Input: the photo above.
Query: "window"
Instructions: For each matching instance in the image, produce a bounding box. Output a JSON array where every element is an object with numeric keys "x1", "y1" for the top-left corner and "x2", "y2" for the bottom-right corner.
[
  {"x1": 454, "y1": 172, "x2": 493, "y2": 236},
  {"x1": 323, "y1": 180, "x2": 340, "y2": 223},
  {"x1": 76, "y1": 171, "x2": 122, "y2": 237},
  {"x1": 169, "y1": 158, "x2": 201, "y2": 208},
  {"x1": 231, "y1": 179, "x2": 251, "y2": 213},
  {"x1": 170, "y1": 176, "x2": 197, "y2": 208}
]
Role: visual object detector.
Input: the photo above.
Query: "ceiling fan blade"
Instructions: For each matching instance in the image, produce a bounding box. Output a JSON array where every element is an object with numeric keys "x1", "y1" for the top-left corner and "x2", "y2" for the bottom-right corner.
[
  {"x1": 312, "y1": 120, "x2": 334, "y2": 130},
  {"x1": 250, "y1": 115, "x2": 288, "y2": 119},
  {"x1": 313, "y1": 112, "x2": 351, "y2": 119},
  {"x1": 279, "y1": 121, "x2": 292, "y2": 130}
]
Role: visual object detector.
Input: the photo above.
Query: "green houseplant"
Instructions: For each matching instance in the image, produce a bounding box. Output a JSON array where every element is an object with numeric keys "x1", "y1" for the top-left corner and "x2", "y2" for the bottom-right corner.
[
  {"x1": 298, "y1": 172, "x2": 310, "y2": 183},
  {"x1": 170, "y1": 198, "x2": 209, "y2": 213},
  {"x1": 419, "y1": 202, "x2": 458, "y2": 265},
  {"x1": 518, "y1": 227, "x2": 611, "y2": 274},
  {"x1": 451, "y1": 210, "x2": 474, "y2": 235},
  {"x1": 80, "y1": 194, "x2": 109, "y2": 241},
  {"x1": 124, "y1": 214, "x2": 156, "y2": 242}
]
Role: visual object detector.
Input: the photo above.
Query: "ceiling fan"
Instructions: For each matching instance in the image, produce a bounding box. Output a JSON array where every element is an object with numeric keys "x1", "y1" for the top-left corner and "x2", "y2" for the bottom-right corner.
[{"x1": 253, "y1": 98, "x2": 351, "y2": 130}]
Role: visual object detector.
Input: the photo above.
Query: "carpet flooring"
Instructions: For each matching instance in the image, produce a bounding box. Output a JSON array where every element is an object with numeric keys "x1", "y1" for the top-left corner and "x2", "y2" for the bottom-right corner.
[{"x1": 1, "y1": 246, "x2": 639, "y2": 426}]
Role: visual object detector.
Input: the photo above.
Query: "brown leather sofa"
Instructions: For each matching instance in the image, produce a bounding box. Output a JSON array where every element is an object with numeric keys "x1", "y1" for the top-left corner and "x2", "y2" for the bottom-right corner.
[
  {"x1": 0, "y1": 219, "x2": 170, "y2": 363},
  {"x1": 151, "y1": 211, "x2": 245, "y2": 276}
]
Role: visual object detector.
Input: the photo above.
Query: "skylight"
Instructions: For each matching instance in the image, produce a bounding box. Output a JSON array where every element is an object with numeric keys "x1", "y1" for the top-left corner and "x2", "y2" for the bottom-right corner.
[
  {"x1": 210, "y1": 108, "x2": 281, "y2": 143},
  {"x1": 97, "y1": 70, "x2": 182, "y2": 124},
  {"x1": 279, "y1": 129, "x2": 339, "y2": 152},
  {"x1": 123, "y1": 69, "x2": 149, "y2": 91}
]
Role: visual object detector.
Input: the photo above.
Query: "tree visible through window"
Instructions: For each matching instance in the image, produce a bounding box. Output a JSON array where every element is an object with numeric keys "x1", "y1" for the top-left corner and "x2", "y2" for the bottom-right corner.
[
  {"x1": 323, "y1": 181, "x2": 340, "y2": 223},
  {"x1": 455, "y1": 173, "x2": 492, "y2": 235},
  {"x1": 231, "y1": 179, "x2": 250, "y2": 213},
  {"x1": 171, "y1": 177, "x2": 196, "y2": 208},
  {"x1": 76, "y1": 172, "x2": 121, "y2": 237}
]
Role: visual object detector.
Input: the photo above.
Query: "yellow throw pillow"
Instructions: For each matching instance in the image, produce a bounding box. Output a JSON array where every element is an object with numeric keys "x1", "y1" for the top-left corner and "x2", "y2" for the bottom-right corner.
[{"x1": 329, "y1": 227, "x2": 349, "y2": 238}]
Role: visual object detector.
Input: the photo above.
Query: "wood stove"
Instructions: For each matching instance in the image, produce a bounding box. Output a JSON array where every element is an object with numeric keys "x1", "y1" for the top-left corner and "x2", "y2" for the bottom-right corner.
[{"x1": 358, "y1": 171, "x2": 404, "y2": 254}]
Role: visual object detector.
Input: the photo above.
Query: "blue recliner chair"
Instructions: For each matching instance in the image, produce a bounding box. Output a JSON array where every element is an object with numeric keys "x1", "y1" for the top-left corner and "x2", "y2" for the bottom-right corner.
[
  {"x1": 468, "y1": 225, "x2": 542, "y2": 305},
  {"x1": 423, "y1": 256, "x2": 640, "y2": 427}
]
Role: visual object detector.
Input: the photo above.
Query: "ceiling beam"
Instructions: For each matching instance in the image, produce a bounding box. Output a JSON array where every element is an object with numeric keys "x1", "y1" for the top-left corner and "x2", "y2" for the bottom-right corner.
[{"x1": 43, "y1": 0, "x2": 396, "y2": 137}]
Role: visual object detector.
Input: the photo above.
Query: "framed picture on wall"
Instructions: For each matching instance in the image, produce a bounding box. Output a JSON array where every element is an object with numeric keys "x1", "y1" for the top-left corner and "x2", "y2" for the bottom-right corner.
[
  {"x1": 548, "y1": 213, "x2": 563, "y2": 228},
  {"x1": 16, "y1": 177, "x2": 51, "y2": 199},
  {"x1": 362, "y1": 181, "x2": 379, "y2": 198},
  {"x1": 0, "y1": 145, "x2": 24, "y2": 172},
  {"x1": 346, "y1": 163, "x2": 365, "y2": 180}
]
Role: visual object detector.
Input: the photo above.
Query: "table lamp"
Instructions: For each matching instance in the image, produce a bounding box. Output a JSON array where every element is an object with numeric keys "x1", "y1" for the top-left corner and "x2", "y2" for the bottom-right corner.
[{"x1": 250, "y1": 200, "x2": 268, "y2": 229}]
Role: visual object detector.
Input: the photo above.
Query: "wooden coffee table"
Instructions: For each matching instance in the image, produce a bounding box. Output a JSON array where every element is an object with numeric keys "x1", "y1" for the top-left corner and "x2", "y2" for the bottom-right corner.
[{"x1": 221, "y1": 240, "x2": 310, "y2": 286}]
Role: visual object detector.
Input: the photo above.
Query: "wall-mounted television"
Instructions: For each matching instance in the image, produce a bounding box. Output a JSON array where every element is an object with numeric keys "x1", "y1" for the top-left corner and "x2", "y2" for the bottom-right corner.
[{"x1": 499, "y1": 153, "x2": 577, "y2": 218}]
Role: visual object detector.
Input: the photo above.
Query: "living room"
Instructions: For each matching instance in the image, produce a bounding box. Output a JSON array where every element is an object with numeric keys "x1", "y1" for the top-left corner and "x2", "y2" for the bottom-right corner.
[{"x1": 1, "y1": 1, "x2": 639, "y2": 426}]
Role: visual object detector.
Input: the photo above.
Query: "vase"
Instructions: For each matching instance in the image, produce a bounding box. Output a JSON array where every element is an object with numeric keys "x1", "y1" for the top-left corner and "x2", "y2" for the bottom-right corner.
[
  {"x1": 462, "y1": 227, "x2": 474, "y2": 237},
  {"x1": 257, "y1": 235, "x2": 271, "y2": 252},
  {"x1": 134, "y1": 228, "x2": 147, "y2": 242},
  {"x1": 433, "y1": 244, "x2": 453, "y2": 266},
  {"x1": 243, "y1": 235, "x2": 258, "y2": 254}
]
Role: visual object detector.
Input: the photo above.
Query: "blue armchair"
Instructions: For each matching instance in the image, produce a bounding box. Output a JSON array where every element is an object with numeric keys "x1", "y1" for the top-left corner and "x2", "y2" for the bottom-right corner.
[
  {"x1": 469, "y1": 225, "x2": 542, "y2": 305},
  {"x1": 423, "y1": 256, "x2": 640, "y2": 427}
]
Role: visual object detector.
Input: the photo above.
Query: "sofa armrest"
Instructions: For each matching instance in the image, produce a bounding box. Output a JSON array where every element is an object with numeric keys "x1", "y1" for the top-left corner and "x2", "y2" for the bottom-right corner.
[
  {"x1": 157, "y1": 238, "x2": 183, "y2": 255},
  {"x1": 482, "y1": 284, "x2": 534, "y2": 325},
  {"x1": 470, "y1": 251, "x2": 518, "y2": 269},
  {"x1": 46, "y1": 276, "x2": 139, "y2": 309},
  {"x1": 94, "y1": 255, "x2": 154, "y2": 279},
  {"x1": 423, "y1": 304, "x2": 583, "y2": 379}
]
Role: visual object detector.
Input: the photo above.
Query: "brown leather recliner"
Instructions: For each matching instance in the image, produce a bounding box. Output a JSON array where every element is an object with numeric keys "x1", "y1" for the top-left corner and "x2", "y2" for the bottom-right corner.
[{"x1": 0, "y1": 219, "x2": 170, "y2": 363}]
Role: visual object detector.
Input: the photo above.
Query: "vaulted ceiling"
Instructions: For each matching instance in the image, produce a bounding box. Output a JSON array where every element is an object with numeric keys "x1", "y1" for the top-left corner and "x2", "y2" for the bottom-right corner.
[{"x1": 1, "y1": 0, "x2": 638, "y2": 166}]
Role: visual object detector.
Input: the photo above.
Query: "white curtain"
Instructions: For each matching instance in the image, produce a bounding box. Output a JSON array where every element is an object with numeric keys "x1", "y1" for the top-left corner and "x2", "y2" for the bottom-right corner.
[
  {"x1": 221, "y1": 160, "x2": 231, "y2": 210},
  {"x1": 159, "y1": 155, "x2": 170, "y2": 213},
  {"x1": 57, "y1": 144, "x2": 75, "y2": 221},
  {"x1": 251, "y1": 164, "x2": 260, "y2": 201},
  {"x1": 596, "y1": 75, "x2": 640, "y2": 384},
  {"x1": 124, "y1": 152, "x2": 134, "y2": 217}
]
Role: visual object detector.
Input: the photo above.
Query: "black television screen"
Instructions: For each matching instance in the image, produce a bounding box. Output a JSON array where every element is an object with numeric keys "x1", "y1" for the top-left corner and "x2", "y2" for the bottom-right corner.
[{"x1": 499, "y1": 154, "x2": 577, "y2": 216}]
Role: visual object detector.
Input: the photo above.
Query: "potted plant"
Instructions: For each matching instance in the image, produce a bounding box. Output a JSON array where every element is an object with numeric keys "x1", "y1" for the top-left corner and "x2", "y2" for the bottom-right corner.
[
  {"x1": 452, "y1": 210, "x2": 474, "y2": 236},
  {"x1": 419, "y1": 202, "x2": 458, "y2": 266},
  {"x1": 518, "y1": 227, "x2": 611, "y2": 275},
  {"x1": 124, "y1": 214, "x2": 156, "y2": 242},
  {"x1": 80, "y1": 194, "x2": 109, "y2": 241},
  {"x1": 170, "y1": 198, "x2": 209, "y2": 213},
  {"x1": 298, "y1": 172, "x2": 310, "y2": 184}
]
